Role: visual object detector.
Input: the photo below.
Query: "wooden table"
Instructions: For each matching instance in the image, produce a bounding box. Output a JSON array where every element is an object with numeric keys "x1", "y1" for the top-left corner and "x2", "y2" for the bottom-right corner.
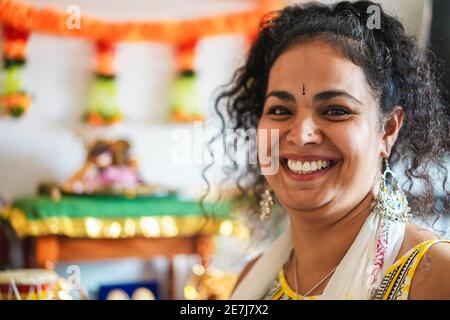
[{"x1": 23, "y1": 234, "x2": 214, "y2": 299}]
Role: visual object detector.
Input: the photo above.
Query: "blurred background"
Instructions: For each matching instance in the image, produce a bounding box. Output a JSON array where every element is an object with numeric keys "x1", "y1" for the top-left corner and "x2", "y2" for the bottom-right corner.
[{"x1": 0, "y1": 0, "x2": 448, "y2": 300}]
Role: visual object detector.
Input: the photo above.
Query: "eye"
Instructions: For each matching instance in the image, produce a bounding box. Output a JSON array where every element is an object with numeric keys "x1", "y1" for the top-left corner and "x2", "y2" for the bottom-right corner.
[
  {"x1": 266, "y1": 106, "x2": 292, "y2": 116},
  {"x1": 323, "y1": 106, "x2": 351, "y2": 117}
]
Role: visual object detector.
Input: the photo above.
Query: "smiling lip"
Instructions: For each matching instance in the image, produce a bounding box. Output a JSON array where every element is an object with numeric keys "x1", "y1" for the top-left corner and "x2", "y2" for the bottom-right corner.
[
  {"x1": 279, "y1": 154, "x2": 341, "y2": 181},
  {"x1": 279, "y1": 154, "x2": 339, "y2": 162}
]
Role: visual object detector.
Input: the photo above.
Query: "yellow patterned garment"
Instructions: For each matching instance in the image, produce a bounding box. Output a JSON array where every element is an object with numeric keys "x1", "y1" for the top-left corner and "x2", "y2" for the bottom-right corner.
[{"x1": 263, "y1": 239, "x2": 450, "y2": 300}]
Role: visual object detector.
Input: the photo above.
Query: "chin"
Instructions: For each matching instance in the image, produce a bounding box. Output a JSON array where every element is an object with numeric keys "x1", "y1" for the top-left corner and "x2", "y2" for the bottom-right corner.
[{"x1": 279, "y1": 190, "x2": 334, "y2": 211}]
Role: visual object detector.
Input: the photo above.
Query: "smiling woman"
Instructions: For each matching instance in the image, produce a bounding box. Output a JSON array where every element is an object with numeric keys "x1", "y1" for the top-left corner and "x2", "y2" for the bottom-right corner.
[{"x1": 205, "y1": 1, "x2": 450, "y2": 300}]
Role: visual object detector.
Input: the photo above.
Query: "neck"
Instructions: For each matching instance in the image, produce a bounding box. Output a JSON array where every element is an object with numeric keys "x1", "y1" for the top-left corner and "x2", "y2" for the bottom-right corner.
[{"x1": 288, "y1": 190, "x2": 376, "y2": 276}]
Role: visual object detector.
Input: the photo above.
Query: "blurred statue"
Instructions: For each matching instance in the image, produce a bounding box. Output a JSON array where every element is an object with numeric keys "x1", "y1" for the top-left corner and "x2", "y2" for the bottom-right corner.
[{"x1": 61, "y1": 139, "x2": 143, "y2": 196}]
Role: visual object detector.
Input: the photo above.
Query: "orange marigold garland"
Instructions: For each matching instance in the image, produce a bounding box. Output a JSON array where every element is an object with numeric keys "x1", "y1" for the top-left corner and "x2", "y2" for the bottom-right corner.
[
  {"x1": 0, "y1": 24, "x2": 32, "y2": 118},
  {"x1": 169, "y1": 40, "x2": 203, "y2": 123},
  {"x1": 83, "y1": 41, "x2": 123, "y2": 126},
  {"x1": 0, "y1": 0, "x2": 266, "y2": 43}
]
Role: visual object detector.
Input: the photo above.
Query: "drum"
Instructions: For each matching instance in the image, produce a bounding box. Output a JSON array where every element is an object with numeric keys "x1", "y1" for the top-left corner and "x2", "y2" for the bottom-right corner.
[{"x1": 0, "y1": 269, "x2": 60, "y2": 300}]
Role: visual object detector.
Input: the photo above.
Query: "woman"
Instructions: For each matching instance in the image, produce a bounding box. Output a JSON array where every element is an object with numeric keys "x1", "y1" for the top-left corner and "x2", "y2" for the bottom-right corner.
[{"x1": 209, "y1": 1, "x2": 450, "y2": 300}]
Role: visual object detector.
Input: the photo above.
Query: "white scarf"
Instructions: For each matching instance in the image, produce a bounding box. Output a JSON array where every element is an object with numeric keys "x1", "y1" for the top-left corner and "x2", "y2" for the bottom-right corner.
[{"x1": 231, "y1": 209, "x2": 405, "y2": 300}]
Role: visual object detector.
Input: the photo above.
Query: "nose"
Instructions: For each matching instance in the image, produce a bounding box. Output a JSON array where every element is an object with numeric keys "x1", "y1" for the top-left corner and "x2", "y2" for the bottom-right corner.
[{"x1": 286, "y1": 113, "x2": 323, "y2": 146}]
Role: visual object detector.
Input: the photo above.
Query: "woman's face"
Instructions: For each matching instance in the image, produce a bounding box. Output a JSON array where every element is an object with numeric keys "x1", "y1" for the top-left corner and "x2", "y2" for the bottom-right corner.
[{"x1": 257, "y1": 41, "x2": 389, "y2": 214}]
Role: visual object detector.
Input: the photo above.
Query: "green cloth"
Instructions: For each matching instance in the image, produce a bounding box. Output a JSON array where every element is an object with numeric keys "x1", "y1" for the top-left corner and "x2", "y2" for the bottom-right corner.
[{"x1": 13, "y1": 194, "x2": 229, "y2": 221}]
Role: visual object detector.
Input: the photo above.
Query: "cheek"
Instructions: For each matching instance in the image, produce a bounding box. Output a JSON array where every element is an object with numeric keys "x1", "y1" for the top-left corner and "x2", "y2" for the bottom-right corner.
[
  {"x1": 256, "y1": 127, "x2": 265, "y2": 158},
  {"x1": 257, "y1": 119, "x2": 284, "y2": 179},
  {"x1": 331, "y1": 122, "x2": 381, "y2": 184},
  {"x1": 256, "y1": 119, "x2": 278, "y2": 158}
]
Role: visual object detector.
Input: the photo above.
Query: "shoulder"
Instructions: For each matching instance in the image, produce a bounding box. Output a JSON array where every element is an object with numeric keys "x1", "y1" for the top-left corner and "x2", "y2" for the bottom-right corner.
[
  {"x1": 409, "y1": 239, "x2": 450, "y2": 299},
  {"x1": 231, "y1": 255, "x2": 262, "y2": 295},
  {"x1": 401, "y1": 223, "x2": 450, "y2": 300},
  {"x1": 396, "y1": 223, "x2": 439, "y2": 258}
]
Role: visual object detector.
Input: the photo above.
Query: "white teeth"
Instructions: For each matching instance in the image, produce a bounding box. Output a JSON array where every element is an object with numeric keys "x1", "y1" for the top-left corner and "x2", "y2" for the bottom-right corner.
[
  {"x1": 302, "y1": 162, "x2": 310, "y2": 171},
  {"x1": 286, "y1": 159, "x2": 333, "y2": 174}
]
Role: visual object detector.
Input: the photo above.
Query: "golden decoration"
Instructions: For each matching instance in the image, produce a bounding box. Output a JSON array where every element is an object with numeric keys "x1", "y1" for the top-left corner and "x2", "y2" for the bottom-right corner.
[
  {"x1": 184, "y1": 267, "x2": 238, "y2": 300},
  {"x1": 1, "y1": 207, "x2": 249, "y2": 239}
]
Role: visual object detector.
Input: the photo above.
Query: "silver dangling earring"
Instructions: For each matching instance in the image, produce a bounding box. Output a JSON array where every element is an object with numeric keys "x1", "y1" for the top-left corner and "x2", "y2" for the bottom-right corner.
[
  {"x1": 260, "y1": 186, "x2": 274, "y2": 221},
  {"x1": 376, "y1": 158, "x2": 412, "y2": 222}
]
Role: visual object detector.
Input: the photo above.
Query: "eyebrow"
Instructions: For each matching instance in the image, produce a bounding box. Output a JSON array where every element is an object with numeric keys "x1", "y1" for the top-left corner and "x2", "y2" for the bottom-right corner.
[
  {"x1": 265, "y1": 90, "x2": 296, "y2": 103},
  {"x1": 265, "y1": 89, "x2": 362, "y2": 105},
  {"x1": 313, "y1": 90, "x2": 362, "y2": 105}
]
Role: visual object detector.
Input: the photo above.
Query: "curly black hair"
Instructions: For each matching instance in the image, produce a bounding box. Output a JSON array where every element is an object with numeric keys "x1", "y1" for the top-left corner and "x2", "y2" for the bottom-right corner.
[{"x1": 203, "y1": 1, "x2": 450, "y2": 226}]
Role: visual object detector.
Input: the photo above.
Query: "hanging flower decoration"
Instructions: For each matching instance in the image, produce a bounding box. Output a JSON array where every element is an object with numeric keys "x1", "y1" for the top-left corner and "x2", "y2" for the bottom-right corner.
[
  {"x1": 169, "y1": 40, "x2": 203, "y2": 123},
  {"x1": 83, "y1": 41, "x2": 123, "y2": 126},
  {"x1": 0, "y1": 24, "x2": 32, "y2": 118}
]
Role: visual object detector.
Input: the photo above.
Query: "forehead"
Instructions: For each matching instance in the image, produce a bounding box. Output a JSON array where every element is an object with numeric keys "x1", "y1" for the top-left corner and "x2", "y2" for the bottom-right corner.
[{"x1": 268, "y1": 41, "x2": 373, "y2": 101}]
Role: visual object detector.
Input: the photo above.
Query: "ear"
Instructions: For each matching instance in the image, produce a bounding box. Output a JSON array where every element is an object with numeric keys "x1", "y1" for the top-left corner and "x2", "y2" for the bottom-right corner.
[{"x1": 380, "y1": 106, "x2": 404, "y2": 158}]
